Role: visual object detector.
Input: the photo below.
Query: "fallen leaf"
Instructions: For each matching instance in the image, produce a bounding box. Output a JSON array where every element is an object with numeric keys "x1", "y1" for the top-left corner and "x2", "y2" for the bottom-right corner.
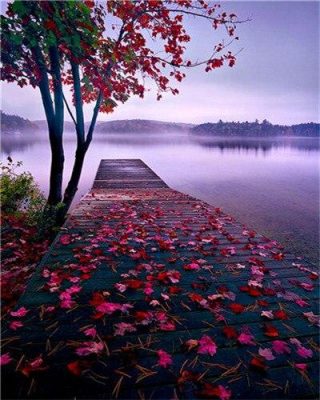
[{"x1": 197, "y1": 335, "x2": 217, "y2": 356}]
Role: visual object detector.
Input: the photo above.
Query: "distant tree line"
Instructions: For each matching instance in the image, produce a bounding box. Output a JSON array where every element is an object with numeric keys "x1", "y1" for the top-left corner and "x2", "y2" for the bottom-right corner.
[
  {"x1": 1, "y1": 111, "x2": 319, "y2": 137},
  {"x1": 192, "y1": 119, "x2": 319, "y2": 137},
  {"x1": 1, "y1": 111, "x2": 38, "y2": 132}
]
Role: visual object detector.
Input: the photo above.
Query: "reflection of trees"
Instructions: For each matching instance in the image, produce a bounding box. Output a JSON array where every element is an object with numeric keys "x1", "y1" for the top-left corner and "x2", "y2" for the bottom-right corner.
[
  {"x1": 1, "y1": 134, "x2": 47, "y2": 155},
  {"x1": 93, "y1": 133, "x2": 189, "y2": 147},
  {"x1": 190, "y1": 136, "x2": 320, "y2": 153},
  {"x1": 1, "y1": 132, "x2": 319, "y2": 156},
  {"x1": 1, "y1": 132, "x2": 189, "y2": 155}
]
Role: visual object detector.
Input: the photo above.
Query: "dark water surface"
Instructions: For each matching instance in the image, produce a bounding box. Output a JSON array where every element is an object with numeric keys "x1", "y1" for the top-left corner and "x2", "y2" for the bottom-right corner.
[{"x1": 1, "y1": 132, "x2": 319, "y2": 264}]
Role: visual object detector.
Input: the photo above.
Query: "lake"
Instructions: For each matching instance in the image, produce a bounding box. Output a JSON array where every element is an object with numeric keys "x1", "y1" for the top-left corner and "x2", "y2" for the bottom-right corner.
[{"x1": 1, "y1": 132, "x2": 319, "y2": 264}]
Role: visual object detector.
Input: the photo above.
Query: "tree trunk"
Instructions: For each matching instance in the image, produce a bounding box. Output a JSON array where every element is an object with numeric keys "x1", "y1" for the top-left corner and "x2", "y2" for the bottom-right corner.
[
  {"x1": 34, "y1": 45, "x2": 65, "y2": 207},
  {"x1": 59, "y1": 144, "x2": 87, "y2": 220},
  {"x1": 48, "y1": 135, "x2": 65, "y2": 205},
  {"x1": 47, "y1": 46, "x2": 64, "y2": 205}
]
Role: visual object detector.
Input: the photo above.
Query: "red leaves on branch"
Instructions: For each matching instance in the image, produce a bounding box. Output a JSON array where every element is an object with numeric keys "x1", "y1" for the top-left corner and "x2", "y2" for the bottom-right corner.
[
  {"x1": 1, "y1": 0, "x2": 241, "y2": 112},
  {"x1": 84, "y1": 0, "x2": 95, "y2": 8},
  {"x1": 44, "y1": 20, "x2": 57, "y2": 31},
  {"x1": 205, "y1": 58, "x2": 224, "y2": 72}
]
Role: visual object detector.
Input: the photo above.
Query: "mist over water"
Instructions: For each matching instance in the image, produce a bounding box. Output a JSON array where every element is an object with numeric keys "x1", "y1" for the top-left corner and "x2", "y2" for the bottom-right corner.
[{"x1": 1, "y1": 131, "x2": 319, "y2": 264}]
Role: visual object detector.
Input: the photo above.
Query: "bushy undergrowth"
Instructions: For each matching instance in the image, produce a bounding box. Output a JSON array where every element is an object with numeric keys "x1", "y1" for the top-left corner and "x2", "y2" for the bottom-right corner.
[
  {"x1": 1, "y1": 158, "x2": 56, "y2": 314},
  {"x1": 1, "y1": 158, "x2": 44, "y2": 214},
  {"x1": 0, "y1": 157, "x2": 57, "y2": 234}
]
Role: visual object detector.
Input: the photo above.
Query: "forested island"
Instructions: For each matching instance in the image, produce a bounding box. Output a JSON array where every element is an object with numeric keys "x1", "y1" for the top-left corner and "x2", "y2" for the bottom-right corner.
[
  {"x1": 1, "y1": 111, "x2": 319, "y2": 137},
  {"x1": 191, "y1": 120, "x2": 319, "y2": 137}
]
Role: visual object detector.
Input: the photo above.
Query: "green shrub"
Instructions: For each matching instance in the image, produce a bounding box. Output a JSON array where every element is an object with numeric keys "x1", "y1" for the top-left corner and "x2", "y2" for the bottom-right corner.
[{"x1": 0, "y1": 158, "x2": 51, "y2": 230}]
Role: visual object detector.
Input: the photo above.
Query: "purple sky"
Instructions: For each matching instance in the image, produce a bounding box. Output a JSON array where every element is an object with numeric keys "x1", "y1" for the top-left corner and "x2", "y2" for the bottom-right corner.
[{"x1": 1, "y1": 1, "x2": 319, "y2": 124}]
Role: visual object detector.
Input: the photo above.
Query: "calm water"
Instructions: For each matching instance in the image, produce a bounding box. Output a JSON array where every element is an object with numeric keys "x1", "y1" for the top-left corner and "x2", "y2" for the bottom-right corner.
[{"x1": 1, "y1": 132, "x2": 319, "y2": 264}]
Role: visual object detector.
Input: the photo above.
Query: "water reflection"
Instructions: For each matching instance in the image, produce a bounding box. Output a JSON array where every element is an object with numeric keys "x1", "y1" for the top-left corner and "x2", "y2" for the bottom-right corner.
[
  {"x1": 2, "y1": 132, "x2": 319, "y2": 155},
  {"x1": 190, "y1": 135, "x2": 320, "y2": 154}
]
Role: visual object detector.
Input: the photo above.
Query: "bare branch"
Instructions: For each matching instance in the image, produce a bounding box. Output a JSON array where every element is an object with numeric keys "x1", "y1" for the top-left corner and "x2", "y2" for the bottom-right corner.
[
  {"x1": 62, "y1": 93, "x2": 77, "y2": 129},
  {"x1": 136, "y1": 36, "x2": 238, "y2": 69},
  {"x1": 71, "y1": 62, "x2": 85, "y2": 145},
  {"x1": 85, "y1": 22, "x2": 126, "y2": 146},
  {"x1": 164, "y1": 9, "x2": 251, "y2": 24}
]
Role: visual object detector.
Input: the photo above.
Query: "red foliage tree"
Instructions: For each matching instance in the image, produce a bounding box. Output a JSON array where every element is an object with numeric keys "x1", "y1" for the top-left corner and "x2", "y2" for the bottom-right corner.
[{"x1": 1, "y1": 0, "x2": 245, "y2": 219}]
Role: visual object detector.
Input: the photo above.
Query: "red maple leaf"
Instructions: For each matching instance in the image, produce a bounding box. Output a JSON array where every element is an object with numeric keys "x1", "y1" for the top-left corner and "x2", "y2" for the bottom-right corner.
[
  {"x1": 222, "y1": 326, "x2": 238, "y2": 339},
  {"x1": 188, "y1": 293, "x2": 204, "y2": 303},
  {"x1": 263, "y1": 323, "x2": 279, "y2": 337},
  {"x1": 248, "y1": 287, "x2": 262, "y2": 297},
  {"x1": 125, "y1": 279, "x2": 144, "y2": 289},
  {"x1": 273, "y1": 310, "x2": 288, "y2": 320},
  {"x1": 250, "y1": 357, "x2": 267, "y2": 372},
  {"x1": 168, "y1": 286, "x2": 182, "y2": 294},
  {"x1": 229, "y1": 303, "x2": 245, "y2": 314},
  {"x1": 67, "y1": 360, "x2": 93, "y2": 376}
]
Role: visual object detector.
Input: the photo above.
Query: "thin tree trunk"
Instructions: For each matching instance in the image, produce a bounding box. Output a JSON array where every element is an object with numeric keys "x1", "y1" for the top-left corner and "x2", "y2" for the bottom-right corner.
[
  {"x1": 62, "y1": 145, "x2": 87, "y2": 213},
  {"x1": 34, "y1": 45, "x2": 65, "y2": 206},
  {"x1": 48, "y1": 136, "x2": 64, "y2": 205},
  {"x1": 60, "y1": 62, "x2": 105, "y2": 220},
  {"x1": 48, "y1": 46, "x2": 64, "y2": 205},
  {"x1": 60, "y1": 100, "x2": 103, "y2": 220}
]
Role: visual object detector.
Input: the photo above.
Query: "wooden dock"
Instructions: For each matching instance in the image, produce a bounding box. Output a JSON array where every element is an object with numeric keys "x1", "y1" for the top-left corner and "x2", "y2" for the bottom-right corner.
[{"x1": 2, "y1": 159, "x2": 319, "y2": 399}]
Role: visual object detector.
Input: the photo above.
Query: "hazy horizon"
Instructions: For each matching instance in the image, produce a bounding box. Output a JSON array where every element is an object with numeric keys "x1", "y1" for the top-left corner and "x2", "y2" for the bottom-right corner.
[
  {"x1": 2, "y1": 111, "x2": 319, "y2": 126},
  {"x1": 1, "y1": 1, "x2": 319, "y2": 125}
]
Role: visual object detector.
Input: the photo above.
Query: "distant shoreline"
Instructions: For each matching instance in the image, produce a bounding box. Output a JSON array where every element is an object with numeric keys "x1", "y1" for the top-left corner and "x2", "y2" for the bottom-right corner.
[{"x1": 1, "y1": 111, "x2": 319, "y2": 137}]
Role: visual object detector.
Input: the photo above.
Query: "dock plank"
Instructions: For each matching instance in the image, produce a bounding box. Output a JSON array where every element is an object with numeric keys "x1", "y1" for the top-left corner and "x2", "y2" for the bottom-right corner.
[{"x1": 2, "y1": 159, "x2": 319, "y2": 399}]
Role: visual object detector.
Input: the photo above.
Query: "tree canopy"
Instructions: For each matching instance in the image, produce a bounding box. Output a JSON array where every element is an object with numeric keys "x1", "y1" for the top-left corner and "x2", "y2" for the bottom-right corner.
[
  {"x1": 1, "y1": 0, "x2": 241, "y2": 114},
  {"x1": 1, "y1": 0, "x2": 243, "y2": 212}
]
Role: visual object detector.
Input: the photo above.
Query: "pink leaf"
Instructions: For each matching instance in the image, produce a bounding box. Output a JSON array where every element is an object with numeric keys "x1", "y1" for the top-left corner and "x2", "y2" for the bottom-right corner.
[
  {"x1": 96, "y1": 302, "x2": 129, "y2": 315},
  {"x1": 10, "y1": 307, "x2": 29, "y2": 318},
  {"x1": 114, "y1": 322, "x2": 137, "y2": 336},
  {"x1": 237, "y1": 332, "x2": 255, "y2": 346},
  {"x1": 303, "y1": 311, "x2": 320, "y2": 327},
  {"x1": 159, "y1": 320, "x2": 176, "y2": 331},
  {"x1": 294, "y1": 363, "x2": 308, "y2": 371},
  {"x1": 84, "y1": 327, "x2": 97, "y2": 338},
  {"x1": 184, "y1": 262, "x2": 200, "y2": 271},
  {"x1": 197, "y1": 335, "x2": 217, "y2": 356},
  {"x1": 144, "y1": 286, "x2": 154, "y2": 295},
  {"x1": 157, "y1": 349, "x2": 173, "y2": 368},
  {"x1": 299, "y1": 282, "x2": 314, "y2": 291},
  {"x1": 217, "y1": 385, "x2": 232, "y2": 400},
  {"x1": 0, "y1": 353, "x2": 12, "y2": 366},
  {"x1": 295, "y1": 298, "x2": 309, "y2": 307},
  {"x1": 272, "y1": 340, "x2": 291, "y2": 354},
  {"x1": 9, "y1": 320, "x2": 23, "y2": 330},
  {"x1": 258, "y1": 347, "x2": 275, "y2": 361},
  {"x1": 261, "y1": 310, "x2": 274, "y2": 319},
  {"x1": 115, "y1": 283, "x2": 127, "y2": 293},
  {"x1": 75, "y1": 341, "x2": 104, "y2": 356},
  {"x1": 290, "y1": 338, "x2": 302, "y2": 347},
  {"x1": 60, "y1": 234, "x2": 72, "y2": 245},
  {"x1": 296, "y1": 345, "x2": 313, "y2": 359}
]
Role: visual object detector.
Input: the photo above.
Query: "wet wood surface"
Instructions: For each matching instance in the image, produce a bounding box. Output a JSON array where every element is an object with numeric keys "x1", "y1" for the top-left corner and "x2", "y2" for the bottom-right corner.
[{"x1": 2, "y1": 159, "x2": 319, "y2": 399}]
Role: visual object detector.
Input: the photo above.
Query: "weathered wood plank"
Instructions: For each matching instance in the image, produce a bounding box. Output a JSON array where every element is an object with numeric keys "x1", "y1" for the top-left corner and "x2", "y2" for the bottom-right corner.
[{"x1": 2, "y1": 159, "x2": 318, "y2": 400}]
